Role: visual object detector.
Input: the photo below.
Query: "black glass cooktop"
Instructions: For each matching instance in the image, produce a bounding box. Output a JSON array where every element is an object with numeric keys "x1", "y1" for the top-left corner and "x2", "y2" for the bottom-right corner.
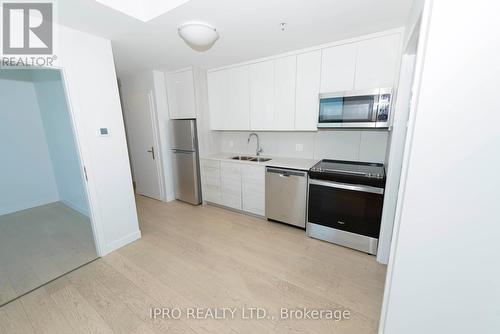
[
  {"x1": 309, "y1": 160, "x2": 386, "y2": 187},
  {"x1": 311, "y1": 160, "x2": 385, "y2": 179}
]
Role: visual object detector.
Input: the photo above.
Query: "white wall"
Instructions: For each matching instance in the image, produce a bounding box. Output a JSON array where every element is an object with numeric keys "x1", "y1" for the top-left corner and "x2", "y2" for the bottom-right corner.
[
  {"x1": 214, "y1": 130, "x2": 388, "y2": 163},
  {"x1": 381, "y1": 1, "x2": 500, "y2": 333},
  {"x1": 119, "y1": 70, "x2": 176, "y2": 202},
  {"x1": 0, "y1": 71, "x2": 59, "y2": 215},
  {"x1": 32, "y1": 69, "x2": 90, "y2": 216},
  {"x1": 152, "y1": 71, "x2": 176, "y2": 202},
  {"x1": 50, "y1": 23, "x2": 140, "y2": 255},
  {"x1": 377, "y1": 4, "x2": 423, "y2": 264},
  {"x1": 403, "y1": 0, "x2": 425, "y2": 48}
]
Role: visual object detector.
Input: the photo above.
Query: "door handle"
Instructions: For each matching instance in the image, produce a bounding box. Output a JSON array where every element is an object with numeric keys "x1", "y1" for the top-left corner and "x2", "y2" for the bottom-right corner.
[{"x1": 147, "y1": 146, "x2": 155, "y2": 159}]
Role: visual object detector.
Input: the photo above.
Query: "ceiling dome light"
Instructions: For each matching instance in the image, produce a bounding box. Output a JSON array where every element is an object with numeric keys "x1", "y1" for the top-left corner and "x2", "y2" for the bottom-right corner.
[{"x1": 178, "y1": 22, "x2": 219, "y2": 51}]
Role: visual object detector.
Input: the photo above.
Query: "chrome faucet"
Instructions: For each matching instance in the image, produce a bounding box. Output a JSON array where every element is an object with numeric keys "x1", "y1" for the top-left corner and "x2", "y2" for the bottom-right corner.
[{"x1": 248, "y1": 133, "x2": 263, "y2": 156}]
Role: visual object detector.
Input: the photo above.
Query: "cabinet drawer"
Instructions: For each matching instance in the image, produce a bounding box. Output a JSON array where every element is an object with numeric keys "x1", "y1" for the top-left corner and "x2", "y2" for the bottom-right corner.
[
  {"x1": 202, "y1": 159, "x2": 220, "y2": 169},
  {"x1": 203, "y1": 184, "x2": 221, "y2": 204},
  {"x1": 203, "y1": 174, "x2": 220, "y2": 187},
  {"x1": 202, "y1": 166, "x2": 220, "y2": 179},
  {"x1": 221, "y1": 162, "x2": 241, "y2": 176},
  {"x1": 221, "y1": 193, "x2": 242, "y2": 210}
]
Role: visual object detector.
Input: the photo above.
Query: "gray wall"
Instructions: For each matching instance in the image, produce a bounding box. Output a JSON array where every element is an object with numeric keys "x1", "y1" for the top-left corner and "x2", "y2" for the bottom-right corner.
[
  {"x1": 0, "y1": 70, "x2": 59, "y2": 215},
  {"x1": 33, "y1": 69, "x2": 89, "y2": 215},
  {"x1": 0, "y1": 69, "x2": 89, "y2": 216}
]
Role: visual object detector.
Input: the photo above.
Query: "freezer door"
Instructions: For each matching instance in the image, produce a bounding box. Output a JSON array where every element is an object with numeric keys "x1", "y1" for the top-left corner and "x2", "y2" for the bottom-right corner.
[
  {"x1": 172, "y1": 150, "x2": 201, "y2": 205},
  {"x1": 171, "y1": 119, "x2": 196, "y2": 151}
]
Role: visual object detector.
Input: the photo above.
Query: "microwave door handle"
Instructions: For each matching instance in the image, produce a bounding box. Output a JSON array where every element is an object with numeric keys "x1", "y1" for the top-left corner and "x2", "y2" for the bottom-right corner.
[{"x1": 372, "y1": 95, "x2": 380, "y2": 122}]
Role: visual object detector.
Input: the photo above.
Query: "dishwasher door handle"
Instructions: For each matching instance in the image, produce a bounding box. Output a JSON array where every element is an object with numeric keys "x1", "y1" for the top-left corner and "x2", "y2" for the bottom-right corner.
[{"x1": 266, "y1": 167, "x2": 306, "y2": 177}]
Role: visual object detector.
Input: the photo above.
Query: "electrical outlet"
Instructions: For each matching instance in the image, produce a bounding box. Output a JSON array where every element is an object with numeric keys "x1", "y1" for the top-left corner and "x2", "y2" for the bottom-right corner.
[{"x1": 295, "y1": 143, "x2": 304, "y2": 152}]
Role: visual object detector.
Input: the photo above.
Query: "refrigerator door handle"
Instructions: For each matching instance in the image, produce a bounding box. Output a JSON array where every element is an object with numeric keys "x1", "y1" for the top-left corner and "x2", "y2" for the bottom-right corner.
[
  {"x1": 173, "y1": 149, "x2": 194, "y2": 154},
  {"x1": 147, "y1": 146, "x2": 155, "y2": 159}
]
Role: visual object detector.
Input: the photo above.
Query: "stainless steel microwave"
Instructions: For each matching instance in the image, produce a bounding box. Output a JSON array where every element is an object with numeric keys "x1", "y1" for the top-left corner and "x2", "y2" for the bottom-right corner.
[{"x1": 318, "y1": 88, "x2": 392, "y2": 129}]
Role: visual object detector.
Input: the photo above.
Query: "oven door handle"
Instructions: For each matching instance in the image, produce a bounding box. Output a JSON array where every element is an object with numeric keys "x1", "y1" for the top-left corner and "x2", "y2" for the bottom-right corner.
[{"x1": 309, "y1": 179, "x2": 384, "y2": 195}]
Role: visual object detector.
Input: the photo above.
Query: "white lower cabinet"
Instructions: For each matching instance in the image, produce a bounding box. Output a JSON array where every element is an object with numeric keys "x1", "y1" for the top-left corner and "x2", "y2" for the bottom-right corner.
[
  {"x1": 241, "y1": 164, "x2": 265, "y2": 216},
  {"x1": 220, "y1": 162, "x2": 242, "y2": 210},
  {"x1": 201, "y1": 159, "x2": 222, "y2": 204},
  {"x1": 201, "y1": 159, "x2": 265, "y2": 216}
]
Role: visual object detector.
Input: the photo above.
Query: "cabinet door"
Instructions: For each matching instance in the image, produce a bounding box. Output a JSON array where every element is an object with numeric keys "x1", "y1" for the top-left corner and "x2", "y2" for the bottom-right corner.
[
  {"x1": 207, "y1": 70, "x2": 225, "y2": 129},
  {"x1": 166, "y1": 69, "x2": 196, "y2": 119},
  {"x1": 354, "y1": 34, "x2": 401, "y2": 90},
  {"x1": 241, "y1": 165, "x2": 265, "y2": 216},
  {"x1": 208, "y1": 66, "x2": 250, "y2": 130},
  {"x1": 220, "y1": 162, "x2": 242, "y2": 210},
  {"x1": 320, "y1": 43, "x2": 357, "y2": 93},
  {"x1": 249, "y1": 60, "x2": 275, "y2": 130},
  {"x1": 295, "y1": 50, "x2": 321, "y2": 130},
  {"x1": 201, "y1": 159, "x2": 221, "y2": 204},
  {"x1": 274, "y1": 55, "x2": 296, "y2": 130}
]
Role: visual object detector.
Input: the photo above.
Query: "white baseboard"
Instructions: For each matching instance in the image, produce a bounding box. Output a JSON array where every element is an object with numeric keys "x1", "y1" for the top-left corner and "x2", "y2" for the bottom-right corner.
[
  {"x1": 0, "y1": 198, "x2": 59, "y2": 216},
  {"x1": 101, "y1": 230, "x2": 142, "y2": 256},
  {"x1": 60, "y1": 199, "x2": 89, "y2": 217}
]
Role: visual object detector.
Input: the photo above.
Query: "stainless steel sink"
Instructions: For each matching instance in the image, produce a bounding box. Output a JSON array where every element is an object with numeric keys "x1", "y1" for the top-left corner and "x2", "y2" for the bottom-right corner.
[
  {"x1": 251, "y1": 157, "x2": 271, "y2": 162},
  {"x1": 230, "y1": 156, "x2": 272, "y2": 162},
  {"x1": 231, "y1": 156, "x2": 255, "y2": 161}
]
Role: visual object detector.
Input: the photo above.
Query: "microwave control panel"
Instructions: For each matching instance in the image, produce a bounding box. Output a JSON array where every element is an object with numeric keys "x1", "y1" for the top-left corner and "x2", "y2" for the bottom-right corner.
[{"x1": 377, "y1": 94, "x2": 392, "y2": 122}]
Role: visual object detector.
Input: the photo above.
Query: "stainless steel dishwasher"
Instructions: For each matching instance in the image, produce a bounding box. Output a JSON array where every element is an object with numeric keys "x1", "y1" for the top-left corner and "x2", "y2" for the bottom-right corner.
[{"x1": 265, "y1": 167, "x2": 308, "y2": 228}]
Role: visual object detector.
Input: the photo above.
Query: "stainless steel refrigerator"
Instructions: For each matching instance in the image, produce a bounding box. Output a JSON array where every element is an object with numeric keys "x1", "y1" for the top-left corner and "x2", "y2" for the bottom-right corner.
[{"x1": 171, "y1": 119, "x2": 202, "y2": 205}]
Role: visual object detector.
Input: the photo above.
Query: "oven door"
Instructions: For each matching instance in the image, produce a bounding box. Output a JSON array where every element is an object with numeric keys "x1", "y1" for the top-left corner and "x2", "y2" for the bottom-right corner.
[
  {"x1": 307, "y1": 179, "x2": 384, "y2": 239},
  {"x1": 318, "y1": 89, "x2": 384, "y2": 128}
]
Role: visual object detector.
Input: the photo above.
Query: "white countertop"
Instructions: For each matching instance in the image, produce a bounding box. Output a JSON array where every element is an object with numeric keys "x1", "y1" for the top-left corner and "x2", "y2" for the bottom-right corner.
[{"x1": 202, "y1": 153, "x2": 318, "y2": 171}]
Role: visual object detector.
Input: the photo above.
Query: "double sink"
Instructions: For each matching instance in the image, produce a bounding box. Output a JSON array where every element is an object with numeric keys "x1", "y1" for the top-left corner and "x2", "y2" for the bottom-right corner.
[{"x1": 231, "y1": 155, "x2": 272, "y2": 163}]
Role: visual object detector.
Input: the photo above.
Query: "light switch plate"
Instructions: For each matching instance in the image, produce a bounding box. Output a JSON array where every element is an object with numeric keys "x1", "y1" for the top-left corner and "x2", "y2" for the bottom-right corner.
[
  {"x1": 99, "y1": 128, "x2": 110, "y2": 136},
  {"x1": 295, "y1": 143, "x2": 304, "y2": 152},
  {"x1": 229, "y1": 140, "x2": 234, "y2": 148}
]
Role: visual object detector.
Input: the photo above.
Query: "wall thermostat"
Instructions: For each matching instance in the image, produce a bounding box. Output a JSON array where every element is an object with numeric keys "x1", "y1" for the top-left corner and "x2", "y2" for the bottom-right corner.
[{"x1": 99, "y1": 128, "x2": 110, "y2": 136}]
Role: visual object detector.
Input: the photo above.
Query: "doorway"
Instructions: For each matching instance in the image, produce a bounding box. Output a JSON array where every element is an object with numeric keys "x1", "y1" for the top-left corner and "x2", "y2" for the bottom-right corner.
[
  {"x1": 119, "y1": 86, "x2": 164, "y2": 201},
  {"x1": 0, "y1": 68, "x2": 97, "y2": 306}
]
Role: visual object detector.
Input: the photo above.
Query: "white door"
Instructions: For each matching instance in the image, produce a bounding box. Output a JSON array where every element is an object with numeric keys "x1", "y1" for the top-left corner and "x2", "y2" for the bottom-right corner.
[{"x1": 123, "y1": 92, "x2": 162, "y2": 200}]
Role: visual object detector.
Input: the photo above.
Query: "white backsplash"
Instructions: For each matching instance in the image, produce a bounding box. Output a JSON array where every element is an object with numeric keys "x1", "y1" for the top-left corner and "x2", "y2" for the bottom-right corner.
[{"x1": 212, "y1": 130, "x2": 388, "y2": 163}]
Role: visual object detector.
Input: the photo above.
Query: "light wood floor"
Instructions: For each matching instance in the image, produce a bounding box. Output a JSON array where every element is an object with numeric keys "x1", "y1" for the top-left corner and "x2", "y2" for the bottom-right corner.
[
  {"x1": 0, "y1": 202, "x2": 97, "y2": 306},
  {"x1": 0, "y1": 196, "x2": 387, "y2": 334}
]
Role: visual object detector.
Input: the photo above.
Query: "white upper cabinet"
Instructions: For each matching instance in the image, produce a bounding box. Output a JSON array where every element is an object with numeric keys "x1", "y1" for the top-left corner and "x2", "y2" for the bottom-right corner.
[
  {"x1": 206, "y1": 32, "x2": 401, "y2": 131},
  {"x1": 208, "y1": 66, "x2": 250, "y2": 130},
  {"x1": 354, "y1": 34, "x2": 401, "y2": 90},
  {"x1": 249, "y1": 60, "x2": 275, "y2": 130},
  {"x1": 274, "y1": 55, "x2": 297, "y2": 130},
  {"x1": 295, "y1": 50, "x2": 321, "y2": 131},
  {"x1": 320, "y1": 43, "x2": 357, "y2": 93},
  {"x1": 249, "y1": 56, "x2": 297, "y2": 130},
  {"x1": 166, "y1": 69, "x2": 196, "y2": 119}
]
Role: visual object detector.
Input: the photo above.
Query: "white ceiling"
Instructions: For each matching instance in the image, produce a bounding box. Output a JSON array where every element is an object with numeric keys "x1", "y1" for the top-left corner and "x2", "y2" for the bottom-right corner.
[{"x1": 56, "y1": 0, "x2": 414, "y2": 76}]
